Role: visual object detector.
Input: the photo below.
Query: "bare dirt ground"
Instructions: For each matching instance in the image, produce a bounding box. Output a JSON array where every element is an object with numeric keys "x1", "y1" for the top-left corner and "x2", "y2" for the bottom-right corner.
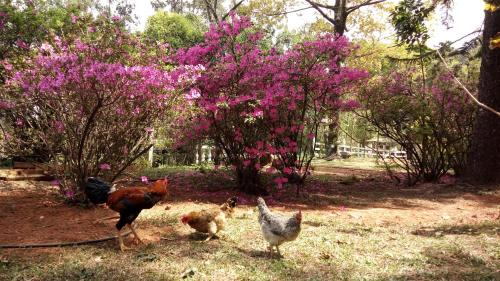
[
  {"x1": 0, "y1": 167, "x2": 498, "y2": 253},
  {"x1": 0, "y1": 167, "x2": 499, "y2": 280}
]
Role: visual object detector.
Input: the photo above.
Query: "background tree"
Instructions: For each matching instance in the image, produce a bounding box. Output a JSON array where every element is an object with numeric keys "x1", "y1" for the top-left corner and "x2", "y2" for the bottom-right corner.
[
  {"x1": 1, "y1": 14, "x2": 201, "y2": 201},
  {"x1": 151, "y1": 0, "x2": 245, "y2": 23},
  {"x1": 303, "y1": 0, "x2": 387, "y2": 157},
  {"x1": 357, "y1": 66, "x2": 476, "y2": 184},
  {"x1": 389, "y1": 0, "x2": 500, "y2": 184},
  {"x1": 144, "y1": 11, "x2": 205, "y2": 48},
  {"x1": 467, "y1": 0, "x2": 500, "y2": 184},
  {"x1": 175, "y1": 15, "x2": 367, "y2": 194}
]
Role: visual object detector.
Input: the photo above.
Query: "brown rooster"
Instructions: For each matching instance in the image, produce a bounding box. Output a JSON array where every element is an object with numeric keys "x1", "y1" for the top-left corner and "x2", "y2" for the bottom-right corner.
[
  {"x1": 181, "y1": 197, "x2": 238, "y2": 242},
  {"x1": 86, "y1": 177, "x2": 168, "y2": 251}
]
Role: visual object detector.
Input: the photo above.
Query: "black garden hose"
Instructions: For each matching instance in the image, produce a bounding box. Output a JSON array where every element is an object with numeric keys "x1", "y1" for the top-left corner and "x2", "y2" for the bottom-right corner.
[{"x1": 0, "y1": 229, "x2": 133, "y2": 249}]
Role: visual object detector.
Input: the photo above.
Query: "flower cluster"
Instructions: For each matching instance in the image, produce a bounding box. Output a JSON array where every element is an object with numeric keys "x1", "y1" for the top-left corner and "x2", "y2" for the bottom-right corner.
[
  {"x1": 174, "y1": 14, "x2": 368, "y2": 190},
  {"x1": 1, "y1": 18, "x2": 201, "y2": 197}
]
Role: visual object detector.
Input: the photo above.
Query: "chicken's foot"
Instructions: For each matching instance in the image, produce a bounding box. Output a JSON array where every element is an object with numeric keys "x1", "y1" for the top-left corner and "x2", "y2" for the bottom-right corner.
[
  {"x1": 117, "y1": 229, "x2": 131, "y2": 251},
  {"x1": 275, "y1": 246, "x2": 282, "y2": 258},
  {"x1": 203, "y1": 234, "x2": 214, "y2": 242},
  {"x1": 268, "y1": 244, "x2": 274, "y2": 258},
  {"x1": 128, "y1": 223, "x2": 144, "y2": 244}
]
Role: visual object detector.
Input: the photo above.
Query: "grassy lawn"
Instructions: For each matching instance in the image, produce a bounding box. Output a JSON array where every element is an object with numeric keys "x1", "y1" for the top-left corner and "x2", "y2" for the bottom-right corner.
[
  {"x1": 2, "y1": 208, "x2": 498, "y2": 280},
  {"x1": 1, "y1": 166, "x2": 499, "y2": 281}
]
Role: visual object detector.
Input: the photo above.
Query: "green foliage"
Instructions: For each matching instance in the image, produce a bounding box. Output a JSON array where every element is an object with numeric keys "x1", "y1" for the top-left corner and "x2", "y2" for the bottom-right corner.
[
  {"x1": 237, "y1": 0, "x2": 292, "y2": 30},
  {"x1": 391, "y1": 0, "x2": 432, "y2": 50},
  {"x1": 144, "y1": 11, "x2": 205, "y2": 48},
  {"x1": 0, "y1": 1, "x2": 95, "y2": 80},
  {"x1": 357, "y1": 62, "x2": 477, "y2": 183}
]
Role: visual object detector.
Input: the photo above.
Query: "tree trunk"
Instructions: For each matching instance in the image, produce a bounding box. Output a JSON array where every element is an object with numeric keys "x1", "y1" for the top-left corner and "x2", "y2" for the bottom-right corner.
[
  {"x1": 324, "y1": 2, "x2": 346, "y2": 158},
  {"x1": 466, "y1": 8, "x2": 500, "y2": 184},
  {"x1": 324, "y1": 118, "x2": 339, "y2": 157},
  {"x1": 236, "y1": 166, "x2": 268, "y2": 195}
]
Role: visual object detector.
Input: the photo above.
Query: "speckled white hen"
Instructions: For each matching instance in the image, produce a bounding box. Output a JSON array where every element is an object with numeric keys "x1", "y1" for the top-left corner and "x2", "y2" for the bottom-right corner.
[{"x1": 257, "y1": 197, "x2": 302, "y2": 257}]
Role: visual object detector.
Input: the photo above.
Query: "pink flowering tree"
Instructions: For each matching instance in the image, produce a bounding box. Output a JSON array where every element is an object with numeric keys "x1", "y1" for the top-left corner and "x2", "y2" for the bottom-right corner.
[
  {"x1": 1, "y1": 15, "x2": 201, "y2": 201},
  {"x1": 176, "y1": 14, "x2": 367, "y2": 194},
  {"x1": 175, "y1": 15, "x2": 269, "y2": 194},
  {"x1": 262, "y1": 36, "x2": 367, "y2": 191},
  {"x1": 357, "y1": 69, "x2": 476, "y2": 184}
]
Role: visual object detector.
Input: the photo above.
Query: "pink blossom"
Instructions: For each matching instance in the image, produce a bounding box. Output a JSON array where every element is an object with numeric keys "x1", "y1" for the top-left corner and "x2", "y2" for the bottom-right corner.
[
  {"x1": 273, "y1": 177, "x2": 289, "y2": 188},
  {"x1": 40, "y1": 43, "x2": 54, "y2": 54},
  {"x1": 252, "y1": 110, "x2": 263, "y2": 117},
  {"x1": 15, "y1": 39, "x2": 28, "y2": 49},
  {"x1": 53, "y1": 121, "x2": 65, "y2": 133},
  {"x1": 141, "y1": 176, "x2": 149, "y2": 183},
  {"x1": 50, "y1": 179, "x2": 60, "y2": 186},
  {"x1": 15, "y1": 118, "x2": 23, "y2": 126},
  {"x1": 145, "y1": 127, "x2": 154, "y2": 133},
  {"x1": 99, "y1": 163, "x2": 111, "y2": 170},
  {"x1": 2, "y1": 60, "x2": 12, "y2": 71},
  {"x1": 342, "y1": 99, "x2": 360, "y2": 110},
  {"x1": 71, "y1": 14, "x2": 78, "y2": 23},
  {"x1": 275, "y1": 127, "x2": 286, "y2": 134},
  {"x1": 0, "y1": 100, "x2": 13, "y2": 109},
  {"x1": 65, "y1": 189, "x2": 75, "y2": 198},
  {"x1": 185, "y1": 88, "x2": 201, "y2": 100}
]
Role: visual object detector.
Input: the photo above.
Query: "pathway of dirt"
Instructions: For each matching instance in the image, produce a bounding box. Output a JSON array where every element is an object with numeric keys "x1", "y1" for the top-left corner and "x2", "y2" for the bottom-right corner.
[{"x1": 0, "y1": 172, "x2": 498, "y2": 258}]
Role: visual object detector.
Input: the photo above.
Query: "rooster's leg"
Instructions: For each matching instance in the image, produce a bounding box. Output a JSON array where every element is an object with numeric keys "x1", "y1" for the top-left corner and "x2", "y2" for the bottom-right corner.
[
  {"x1": 203, "y1": 222, "x2": 217, "y2": 242},
  {"x1": 268, "y1": 244, "x2": 274, "y2": 258},
  {"x1": 117, "y1": 229, "x2": 131, "y2": 251},
  {"x1": 203, "y1": 234, "x2": 214, "y2": 242},
  {"x1": 275, "y1": 246, "x2": 282, "y2": 257},
  {"x1": 128, "y1": 223, "x2": 144, "y2": 244}
]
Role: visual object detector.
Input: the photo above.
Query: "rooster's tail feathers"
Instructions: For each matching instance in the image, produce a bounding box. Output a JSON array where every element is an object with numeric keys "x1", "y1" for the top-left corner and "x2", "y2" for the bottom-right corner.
[{"x1": 85, "y1": 177, "x2": 112, "y2": 204}]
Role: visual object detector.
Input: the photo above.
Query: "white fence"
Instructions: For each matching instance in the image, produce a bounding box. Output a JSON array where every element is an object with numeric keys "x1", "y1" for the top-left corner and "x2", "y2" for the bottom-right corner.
[{"x1": 192, "y1": 143, "x2": 406, "y2": 163}]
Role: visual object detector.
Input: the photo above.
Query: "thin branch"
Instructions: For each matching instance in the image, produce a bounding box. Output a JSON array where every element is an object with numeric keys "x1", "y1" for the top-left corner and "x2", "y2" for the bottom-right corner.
[
  {"x1": 203, "y1": 0, "x2": 219, "y2": 22},
  {"x1": 110, "y1": 143, "x2": 154, "y2": 183},
  {"x1": 346, "y1": 0, "x2": 386, "y2": 14},
  {"x1": 221, "y1": 0, "x2": 246, "y2": 21},
  {"x1": 77, "y1": 98, "x2": 102, "y2": 184},
  {"x1": 264, "y1": 6, "x2": 314, "y2": 17},
  {"x1": 387, "y1": 29, "x2": 483, "y2": 62},
  {"x1": 305, "y1": 0, "x2": 337, "y2": 10},
  {"x1": 305, "y1": 0, "x2": 336, "y2": 26},
  {"x1": 436, "y1": 49, "x2": 500, "y2": 118}
]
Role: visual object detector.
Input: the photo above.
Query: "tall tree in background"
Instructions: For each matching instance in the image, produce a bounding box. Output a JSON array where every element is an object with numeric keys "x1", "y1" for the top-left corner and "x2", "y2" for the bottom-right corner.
[
  {"x1": 305, "y1": 0, "x2": 385, "y2": 35},
  {"x1": 467, "y1": 0, "x2": 500, "y2": 184},
  {"x1": 151, "y1": 0, "x2": 245, "y2": 23},
  {"x1": 390, "y1": 0, "x2": 500, "y2": 184},
  {"x1": 303, "y1": 0, "x2": 385, "y2": 156},
  {"x1": 144, "y1": 11, "x2": 205, "y2": 48}
]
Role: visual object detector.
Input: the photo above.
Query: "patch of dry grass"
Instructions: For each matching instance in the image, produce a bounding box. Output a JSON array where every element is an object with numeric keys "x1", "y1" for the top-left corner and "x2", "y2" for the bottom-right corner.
[
  {"x1": 1, "y1": 168, "x2": 499, "y2": 281},
  {"x1": 1, "y1": 200, "x2": 498, "y2": 281}
]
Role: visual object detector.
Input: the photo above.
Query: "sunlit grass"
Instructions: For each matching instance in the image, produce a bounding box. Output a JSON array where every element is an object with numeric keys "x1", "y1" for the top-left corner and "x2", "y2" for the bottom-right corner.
[
  {"x1": 2, "y1": 200, "x2": 498, "y2": 281},
  {"x1": 1, "y1": 167, "x2": 498, "y2": 280}
]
